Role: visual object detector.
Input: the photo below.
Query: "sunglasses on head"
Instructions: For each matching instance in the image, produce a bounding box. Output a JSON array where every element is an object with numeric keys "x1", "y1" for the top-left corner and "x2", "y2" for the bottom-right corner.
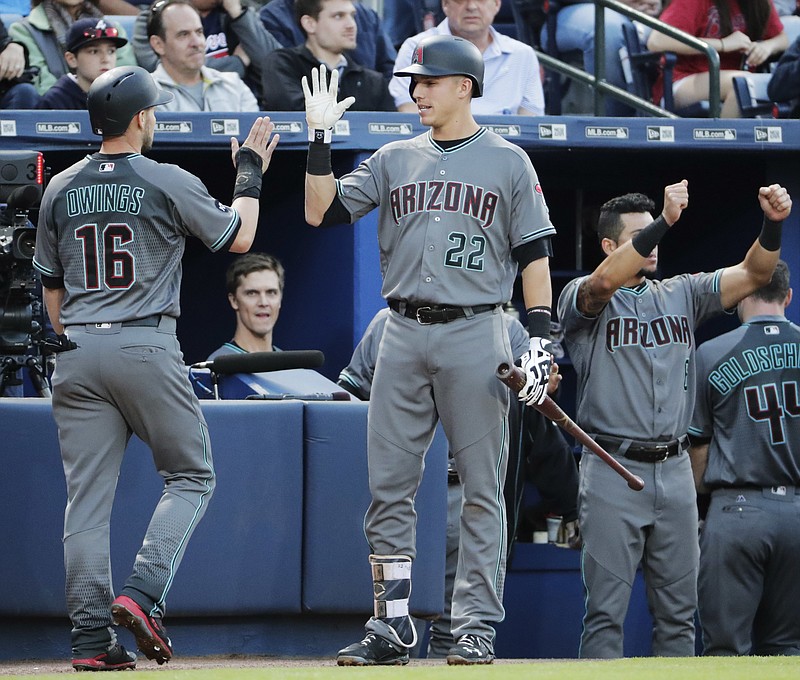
[{"x1": 82, "y1": 26, "x2": 120, "y2": 39}]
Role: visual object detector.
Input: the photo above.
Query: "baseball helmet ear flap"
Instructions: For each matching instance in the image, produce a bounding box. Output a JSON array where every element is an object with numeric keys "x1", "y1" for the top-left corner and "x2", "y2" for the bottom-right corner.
[
  {"x1": 394, "y1": 34, "x2": 484, "y2": 100},
  {"x1": 88, "y1": 65, "x2": 173, "y2": 137}
]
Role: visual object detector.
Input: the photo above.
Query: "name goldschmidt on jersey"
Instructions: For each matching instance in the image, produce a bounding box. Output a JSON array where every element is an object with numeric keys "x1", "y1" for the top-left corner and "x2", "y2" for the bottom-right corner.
[{"x1": 708, "y1": 341, "x2": 800, "y2": 395}]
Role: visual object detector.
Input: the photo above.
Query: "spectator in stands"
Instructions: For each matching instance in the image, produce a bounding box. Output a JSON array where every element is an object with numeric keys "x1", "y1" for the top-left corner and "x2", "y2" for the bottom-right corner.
[
  {"x1": 133, "y1": 0, "x2": 280, "y2": 105},
  {"x1": 390, "y1": 0, "x2": 545, "y2": 115},
  {"x1": 767, "y1": 33, "x2": 800, "y2": 116},
  {"x1": 207, "y1": 252, "x2": 285, "y2": 359},
  {"x1": 0, "y1": 15, "x2": 40, "y2": 107},
  {"x1": 773, "y1": 0, "x2": 800, "y2": 45},
  {"x1": 259, "y1": 0, "x2": 396, "y2": 80},
  {"x1": 7, "y1": 0, "x2": 136, "y2": 95},
  {"x1": 36, "y1": 17, "x2": 126, "y2": 108},
  {"x1": 148, "y1": 0, "x2": 258, "y2": 111},
  {"x1": 261, "y1": 0, "x2": 394, "y2": 111},
  {"x1": 540, "y1": 0, "x2": 660, "y2": 117},
  {"x1": 647, "y1": 0, "x2": 788, "y2": 117},
  {"x1": 382, "y1": 0, "x2": 444, "y2": 49},
  {"x1": 0, "y1": 0, "x2": 141, "y2": 17}
]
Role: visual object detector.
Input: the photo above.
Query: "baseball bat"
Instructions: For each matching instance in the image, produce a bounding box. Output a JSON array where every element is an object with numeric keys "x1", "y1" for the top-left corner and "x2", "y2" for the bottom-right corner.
[{"x1": 496, "y1": 362, "x2": 645, "y2": 491}]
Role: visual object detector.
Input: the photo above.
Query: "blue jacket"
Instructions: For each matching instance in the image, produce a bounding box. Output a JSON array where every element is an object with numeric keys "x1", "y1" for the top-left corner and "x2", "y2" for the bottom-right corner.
[{"x1": 258, "y1": 0, "x2": 396, "y2": 81}]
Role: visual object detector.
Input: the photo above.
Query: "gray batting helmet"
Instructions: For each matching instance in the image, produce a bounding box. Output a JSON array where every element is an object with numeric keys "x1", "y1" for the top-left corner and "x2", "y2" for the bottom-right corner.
[
  {"x1": 88, "y1": 65, "x2": 173, "y2": 137},
  {"x1": 394, "y1": 34, "x2": 484, "y2": 98}
]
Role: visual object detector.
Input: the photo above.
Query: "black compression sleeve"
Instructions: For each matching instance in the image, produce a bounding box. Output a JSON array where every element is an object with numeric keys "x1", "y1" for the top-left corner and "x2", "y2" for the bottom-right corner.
[
  {"x1": 512, "y1": 237, "x2": 553, "y2": 270},
  {"x1": 319, "y1": 195, "x2": 351, "y2": 227},
  {"x1": 40, "y1": 274, "x2": 65, "y2": 289},
  {"x1": 758, "y1": 217, "x2": 783, "y2": 251},
  {"x1": 233, "y1": 147, "x2": 262, "y2": 200},
  {"x1": 307, "y1": 141, "x2": 332, "y2": 176},
  {"x1": 631, "y1": 215, "x2": 670, "y2": 257}
]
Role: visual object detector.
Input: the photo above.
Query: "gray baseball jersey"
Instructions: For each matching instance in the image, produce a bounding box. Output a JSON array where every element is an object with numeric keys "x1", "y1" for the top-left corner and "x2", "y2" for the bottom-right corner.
[
  {"x1": 333, "y1": 127, "x2": 555, "y2": 652},
  {"x1": 689, "y1": 315, "x2": 800, "y2": 655},
  {"x1": 559, "y1": 271, "x2": 726, "y2": 440},
  {"x1": 33, "y1": 150, "x2": 240, "y2": 660},
  {"x1": 34, "y1": 153, "x2": 240, "y2": 325},
  {"x1": 558, "y1": 270, "x2": 726, "y2": 658},
  {"x1": 336, "y1": 128, "x2": 555, "y2": 306},
  {"x1": 690, "y1": 315, "x2": 800, "y2": 486}
]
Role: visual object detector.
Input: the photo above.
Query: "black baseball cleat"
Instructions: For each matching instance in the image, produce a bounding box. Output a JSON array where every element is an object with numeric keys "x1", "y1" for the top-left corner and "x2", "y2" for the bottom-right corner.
[
  {"x1": 111, "y1": 595, "x2": 172, "y2": 665},
  {"x1": 446, "y1": 634, "x2": 495, "y2": 665},
  {"x1": 72, "y1": 642, "x2": 136, "y2": 671},
  {"x1": 336, "y1": 632, "x2": 409, "y2": 666}
]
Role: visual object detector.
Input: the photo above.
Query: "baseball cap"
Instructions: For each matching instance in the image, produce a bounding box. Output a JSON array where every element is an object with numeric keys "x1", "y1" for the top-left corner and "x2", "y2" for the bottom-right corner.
[{"x1": 66, "y1": 18, "x2": 128, "y2": 54}]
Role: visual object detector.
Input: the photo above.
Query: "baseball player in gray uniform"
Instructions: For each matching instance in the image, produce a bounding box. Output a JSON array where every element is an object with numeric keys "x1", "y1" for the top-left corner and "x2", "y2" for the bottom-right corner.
[
  {"x1": 557, "y1": 180, "x2": 791, "y2": 658},
  {"x1": 32, "y1": 65, "x2": 278, "y2": 671},
  {"x1": 689, "y1": 260, "x2": 800, "y2": 656},
  {"x1": 303, "y1": 34, "x2": 557, "y2": 665},
  {"x1": 337, "y1": 309, "x2": 576, "y2": 658}
]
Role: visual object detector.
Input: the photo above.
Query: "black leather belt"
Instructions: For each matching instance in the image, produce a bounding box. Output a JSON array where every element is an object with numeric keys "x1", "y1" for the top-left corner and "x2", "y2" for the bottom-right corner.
[
  {"x1": 388, "y1": 300, "x2": 497, "y2": 325},
  {"x1": 595, "y1": 435, "x2": 686, "y2": 463},
  {"x1": 447, "y1": 471, "x2": 460, "y2": 486},
  {"x1": 121, "y1": 315, "x2": 162, "y2": 327}
]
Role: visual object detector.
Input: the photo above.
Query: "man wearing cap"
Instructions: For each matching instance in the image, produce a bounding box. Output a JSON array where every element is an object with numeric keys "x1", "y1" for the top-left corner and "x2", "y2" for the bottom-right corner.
[
  {"x1": 37, "y1": 18, "x2": 128, "y2": 109},
  {"x1": 33, "y1": 64, "x2": 279, "y2": 671}
]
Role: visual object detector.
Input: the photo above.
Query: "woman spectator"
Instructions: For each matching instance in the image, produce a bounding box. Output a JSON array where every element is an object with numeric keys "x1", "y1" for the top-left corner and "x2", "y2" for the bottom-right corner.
[
  {"x1": 647, "y1": 0, "x2": 788, "y2": 116},
  {"x1": 8, "y1": 0, "x2": 136, "y2": 95}
]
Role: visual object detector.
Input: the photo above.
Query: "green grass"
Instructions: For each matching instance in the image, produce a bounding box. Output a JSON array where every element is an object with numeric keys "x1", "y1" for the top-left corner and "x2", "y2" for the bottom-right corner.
[{"x1": 4, "y1": 657, "x2": 800, "y2": 680}]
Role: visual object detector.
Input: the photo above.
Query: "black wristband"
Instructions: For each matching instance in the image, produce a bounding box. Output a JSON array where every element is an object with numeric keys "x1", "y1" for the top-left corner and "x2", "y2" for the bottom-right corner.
[
  {"x1": 631, "y1": 214, "x2": 670, "y2": 257},
  {"x1": 527, "y1": 305, "x2": 551, "y2": 339},
  {"x1": 233, "y1": 146, "x2": 262, "y2": 201},
  {"x1": 758, "y1": 217, "x2": 783, "y2": 251},
  {"x1": 307, "y1": 141, "x2": 332, "y2": 176}
]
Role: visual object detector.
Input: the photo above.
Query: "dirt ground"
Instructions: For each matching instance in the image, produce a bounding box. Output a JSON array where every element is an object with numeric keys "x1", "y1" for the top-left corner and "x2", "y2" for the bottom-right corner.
[{"x1": 0, "y1": 656, "x2": 540, "y2": 675}]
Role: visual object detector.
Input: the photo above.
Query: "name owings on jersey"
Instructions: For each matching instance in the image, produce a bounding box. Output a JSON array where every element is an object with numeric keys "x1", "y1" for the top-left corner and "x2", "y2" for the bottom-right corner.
[
  {"x1": 708, "y1": 342, "x2": 800, "y2": 394},
  {"x1": 606, "y1": 315, "x2": 692, "y2": 353},
  {"x1": 389, "y1": 181, "x2": 498, "y2": 228},
  {"x1": 66, "y1": 184, "x2": 144, "y2": 217}
]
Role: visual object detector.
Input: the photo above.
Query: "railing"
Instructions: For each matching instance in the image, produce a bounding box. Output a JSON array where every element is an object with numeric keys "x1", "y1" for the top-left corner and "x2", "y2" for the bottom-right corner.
[{"x1": 535, "y1": 0, "x2": 721, "y2": 118}]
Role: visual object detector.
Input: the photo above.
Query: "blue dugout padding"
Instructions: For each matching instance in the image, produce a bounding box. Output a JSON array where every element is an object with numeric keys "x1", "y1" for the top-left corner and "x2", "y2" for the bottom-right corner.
[
  {"x1": 0, "y1": 399, "x2": 304, "y2": 616},
  {"x1": 302, "y1": 402, "x2": 447, "y2": 617}
]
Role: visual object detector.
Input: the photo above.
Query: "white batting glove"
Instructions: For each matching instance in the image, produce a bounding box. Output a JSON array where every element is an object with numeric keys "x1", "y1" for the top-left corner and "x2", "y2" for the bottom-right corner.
[
  {"x1": 518, "y1": 337, "x2": 553, "y2": 407},
  {"x1": 301, "y1": 64, "x2": 356, "y2": 142}
]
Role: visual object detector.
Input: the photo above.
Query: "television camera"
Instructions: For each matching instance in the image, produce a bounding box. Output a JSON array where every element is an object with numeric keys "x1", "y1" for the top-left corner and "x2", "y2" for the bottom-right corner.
[{"x1": 0, "y1": 150, "x2": 50, "y2": 397}]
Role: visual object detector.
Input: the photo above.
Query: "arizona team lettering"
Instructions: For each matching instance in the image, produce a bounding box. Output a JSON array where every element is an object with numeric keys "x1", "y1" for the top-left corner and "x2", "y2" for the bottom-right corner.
[
  {"x1": 66, "y1": 184, "x2": 144, "y2": 217},
  {"x1": 389, "y1": 180, "x2": 498, "y2": 228},
  {"x1": 606, "y1": 315, "x2": 692, "y2": 353}
]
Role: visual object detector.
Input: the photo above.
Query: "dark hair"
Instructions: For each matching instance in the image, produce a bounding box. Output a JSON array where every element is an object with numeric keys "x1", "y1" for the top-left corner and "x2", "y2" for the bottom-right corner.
[
  {"x1": 226, "y1": 253, "x2": 286, "y2": 295},
  {"x1": 597, "y1": 193, "x2": 655, "y2": 242},
  {"x1": 147, "y1": 0, "x2": 194, "y2": 39},
  {"x1": 713, "y1": 0, "x2": 771, "y2": 43},
  {"x1": 751, "y1": 259, "x2": 790, "y2": 304},
  {"x1": 295, "y1": 0, "x2": 324, "y2": 36}
]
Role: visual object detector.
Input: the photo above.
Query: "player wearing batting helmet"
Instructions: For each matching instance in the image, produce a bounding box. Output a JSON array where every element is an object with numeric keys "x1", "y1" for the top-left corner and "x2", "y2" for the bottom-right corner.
[
  {"x1": 33, "y1": 65, "x2": 280, "y2": 671},
  {"x1": 302, "y1": 33, "x2": 557, "y2": 665},
  {"x1": 557, "y1": 181, "x2": 792, "y2": 658}
]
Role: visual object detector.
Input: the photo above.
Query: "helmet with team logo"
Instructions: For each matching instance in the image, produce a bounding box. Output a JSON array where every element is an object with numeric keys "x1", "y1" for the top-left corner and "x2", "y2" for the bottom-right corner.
[
  {"x1": 394, "y1": 34, "x2": 484, "y2": 98},
  {"x1": 88, "y1": 65, "x2": 173, "y2": 137}
]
